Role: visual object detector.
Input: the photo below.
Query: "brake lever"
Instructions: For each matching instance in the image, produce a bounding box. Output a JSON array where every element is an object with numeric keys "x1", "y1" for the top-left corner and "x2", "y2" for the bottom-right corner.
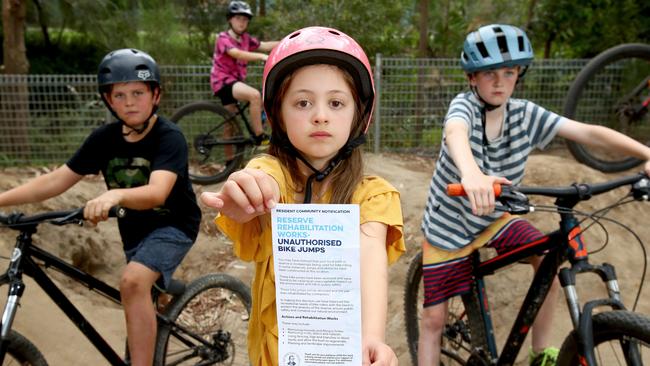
[
  {"x1": 631, "y1": 177, "x2": 650, "y2": 201},
  {"x1": 50, "y1": 208, "x2": 85, "y2": 226},
  {"x1": 497, "y1": 189, "x2": 533, "y2": 215}
]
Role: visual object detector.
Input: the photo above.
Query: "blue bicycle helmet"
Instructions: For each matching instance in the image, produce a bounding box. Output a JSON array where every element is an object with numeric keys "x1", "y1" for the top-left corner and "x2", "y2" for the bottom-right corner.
[{"x1": 460, "y1": 24, "x2": 533, "y2": 74}]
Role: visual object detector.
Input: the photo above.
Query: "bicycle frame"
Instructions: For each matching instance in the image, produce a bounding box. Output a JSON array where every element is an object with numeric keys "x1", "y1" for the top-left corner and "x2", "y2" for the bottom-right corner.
[
  {"x1": 0, "y1": 219, "x2": 216, "y2": 365},
  {"x1": 0, "y1": 226, "x2": 128, "y2": 365},
  {"x1": 468, "y1": 199, "x2": 634, "y2": 365},
  {"x1": 203, "y1": 102, "x2": 257, "y2": 148}
]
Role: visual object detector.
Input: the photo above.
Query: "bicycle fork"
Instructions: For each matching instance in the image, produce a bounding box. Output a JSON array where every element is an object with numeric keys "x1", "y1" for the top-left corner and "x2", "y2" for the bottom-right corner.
[
  {"x1": 559, "y1": 219, "x2": 638, "y2": 366},
  {"x1": 0, "y1": 245, "x2": 27, "y2": 363}
]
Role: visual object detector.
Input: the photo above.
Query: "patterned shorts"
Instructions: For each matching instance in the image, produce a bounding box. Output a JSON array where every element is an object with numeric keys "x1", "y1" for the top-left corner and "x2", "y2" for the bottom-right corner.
[{"x1": 423, "y1": 217, "x2": 544, "y2": 307}]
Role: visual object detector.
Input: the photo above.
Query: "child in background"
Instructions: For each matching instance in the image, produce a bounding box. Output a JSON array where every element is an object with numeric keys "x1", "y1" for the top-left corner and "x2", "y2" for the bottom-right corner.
[
  {"x1": 418, "y1": 24, "x2": 650, "y2": 366},
  {"x1": 201, "y1": 26, "x2": 405, "y2": 366},
  {"x1": 0, "y1": 49, "x2": 201, "y2": 366},
  {"x1": 210, "y1": 0, "x2": 279, "y2": 145}
]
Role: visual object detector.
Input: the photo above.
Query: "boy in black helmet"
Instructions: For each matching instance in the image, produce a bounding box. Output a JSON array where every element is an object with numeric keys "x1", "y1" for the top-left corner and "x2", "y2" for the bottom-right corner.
[
  {"x1": 210, "y1": 0, "x2": 279, "y2": 145},
  {"x1": 0, "y1": 48, "x2": 201, "y2": 366}
]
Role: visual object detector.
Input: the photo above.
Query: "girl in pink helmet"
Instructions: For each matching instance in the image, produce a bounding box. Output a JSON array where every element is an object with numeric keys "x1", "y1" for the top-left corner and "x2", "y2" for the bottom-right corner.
[{"x1": 201, "y1": 26, "x2": 405, "y2": 365}]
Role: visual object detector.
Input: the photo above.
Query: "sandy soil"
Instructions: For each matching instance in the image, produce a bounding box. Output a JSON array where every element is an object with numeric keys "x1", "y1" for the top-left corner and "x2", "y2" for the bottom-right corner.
[{"x1": 0, "y1": 149, "x2": 648, "y2": 365}]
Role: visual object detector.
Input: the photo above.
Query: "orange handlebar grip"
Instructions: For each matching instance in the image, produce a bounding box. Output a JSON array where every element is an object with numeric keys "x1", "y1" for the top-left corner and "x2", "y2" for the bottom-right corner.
[{"x1": 446, "y1": 184, "x2": 502, "y2": 197}]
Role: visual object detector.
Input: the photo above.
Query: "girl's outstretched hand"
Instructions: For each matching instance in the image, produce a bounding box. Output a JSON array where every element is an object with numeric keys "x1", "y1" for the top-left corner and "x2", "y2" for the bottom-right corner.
[
  {"x1": 362, "y1": 339, "x2": 398, "y2": 366},
  {"x1": 200, "y1": 168, "x2": 279, "y2": 223}
]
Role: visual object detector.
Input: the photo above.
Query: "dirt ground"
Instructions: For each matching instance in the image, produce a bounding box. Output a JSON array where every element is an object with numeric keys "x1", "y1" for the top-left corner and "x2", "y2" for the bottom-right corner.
[{"x1": 0, "y1": 148, "x2": 649, "y2": 365}]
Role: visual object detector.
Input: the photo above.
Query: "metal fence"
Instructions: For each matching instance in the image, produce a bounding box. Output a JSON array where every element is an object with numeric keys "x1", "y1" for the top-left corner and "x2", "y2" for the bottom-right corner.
[{"x1": 0, "y1": 57, "x2": 589, "y2": 166}]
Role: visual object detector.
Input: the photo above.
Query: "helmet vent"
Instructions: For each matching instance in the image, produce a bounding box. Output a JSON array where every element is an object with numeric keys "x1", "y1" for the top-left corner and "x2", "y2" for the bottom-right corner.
[
  {"x1": 517, "y1": 36, "x2": 525, "y2": 52},
  {"x1": 476, "y1": 42, "x2": 489, "y2": 58},
  {"x1": 328, "y1": 30, "x2": 340, "y2": 36},
  {"x1": 289, "y1": 32, "x2": 301, "y2": 39},
  {"x1": 496, "y1": 35, "x2": 509, "y2": 55}
]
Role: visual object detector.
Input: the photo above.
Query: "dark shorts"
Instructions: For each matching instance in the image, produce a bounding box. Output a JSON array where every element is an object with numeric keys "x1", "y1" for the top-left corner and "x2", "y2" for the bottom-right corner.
[
  {"x1": 215, "y1": 82, "x2": 237, "y2": 106},
  {"x1": 124, "y1": 226, "x2": 194, "y2": 290},
  {"x1": 423, "y1": 219, "x2": 545, "y2": 307}
]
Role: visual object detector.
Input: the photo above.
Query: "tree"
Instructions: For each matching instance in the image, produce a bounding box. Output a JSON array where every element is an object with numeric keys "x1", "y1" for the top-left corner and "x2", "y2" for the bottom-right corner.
[
  {"x1": 2, "y1": 0, "x2": 30, "y2": 161},
  {"x1": 3, "y1": 0, "x2": 29, "y2": 73}
]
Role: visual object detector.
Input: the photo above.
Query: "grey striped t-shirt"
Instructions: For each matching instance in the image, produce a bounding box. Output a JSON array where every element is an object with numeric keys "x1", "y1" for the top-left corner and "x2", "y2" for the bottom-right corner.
[{"x1": 421, "y1": 92, "x2": 566, "y2": 251}]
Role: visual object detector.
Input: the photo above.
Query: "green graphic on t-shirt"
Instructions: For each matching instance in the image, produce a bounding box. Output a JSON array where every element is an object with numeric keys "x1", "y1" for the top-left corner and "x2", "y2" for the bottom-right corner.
[{"x1": 106, "y1": 157, "x2": 151, "y2": 188}]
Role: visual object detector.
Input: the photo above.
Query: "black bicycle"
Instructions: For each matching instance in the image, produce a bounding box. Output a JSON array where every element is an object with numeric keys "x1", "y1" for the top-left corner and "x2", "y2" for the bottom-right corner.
[
  {"x1": 404, "y1": 173, "x2": 650, "y2": 365},
  {"x1": 0, "y1": 207, "x2": 252, "y2": 365},
  {"x1": 564, "y1": 43, "x2": 650, "y2": 172},
  {"x1": 171, "y1": 101, "x2": 268, "y2": 185}
]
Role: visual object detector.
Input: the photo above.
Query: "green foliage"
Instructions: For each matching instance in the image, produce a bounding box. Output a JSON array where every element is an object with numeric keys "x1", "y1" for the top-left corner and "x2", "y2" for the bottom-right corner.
[
  {"x1": 25, "y1": 29, "x2": 105, "y2": 74},
  {"x1": 528, "y1": 0, "x2": 647, "y2": 58},
  {"x1": 8, "y1": 0, "x2": 650, "y2": 74}
]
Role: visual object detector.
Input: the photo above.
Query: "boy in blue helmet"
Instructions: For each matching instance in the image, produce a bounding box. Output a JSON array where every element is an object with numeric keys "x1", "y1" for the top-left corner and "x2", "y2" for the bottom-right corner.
[
  {"x1": 0, "y1": 49, "x2": 201, "y2": 366},
  {"x1": 418, "y1": 24, "x2": 650, "y2": 366}
]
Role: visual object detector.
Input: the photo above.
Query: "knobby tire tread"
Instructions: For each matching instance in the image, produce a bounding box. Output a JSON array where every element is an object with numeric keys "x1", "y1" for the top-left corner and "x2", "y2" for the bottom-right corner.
[
  {"x1": 153, "y1": 273, "x2": 251, "y2": 365},
  {"x1": 2, "y1": 330, "x2": 48, "y2": 366},
  {"x1": 558, "y1": 310, "x2": 650, "y2": 366},
  {"x1": 170, "y1": 101, "x2": 245, "y2": 184},
  {"x1": 563, "y1": 43, "x2": 650, "y2": 172}
]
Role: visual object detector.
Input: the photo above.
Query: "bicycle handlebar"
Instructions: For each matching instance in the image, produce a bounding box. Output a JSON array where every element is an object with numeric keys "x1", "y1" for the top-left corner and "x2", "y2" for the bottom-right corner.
[
  {"x1": 0, "y1": 206, "x2": 126, "y2": 230},
  {"x1": 447, "y1": 173, "x2": 650, "y2": 213}
]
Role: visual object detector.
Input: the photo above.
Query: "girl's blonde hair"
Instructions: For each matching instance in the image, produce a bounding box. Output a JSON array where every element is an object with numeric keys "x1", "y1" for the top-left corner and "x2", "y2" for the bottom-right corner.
[{"x1": 267, "y1": 65, "x2": 367, "y2": 204}]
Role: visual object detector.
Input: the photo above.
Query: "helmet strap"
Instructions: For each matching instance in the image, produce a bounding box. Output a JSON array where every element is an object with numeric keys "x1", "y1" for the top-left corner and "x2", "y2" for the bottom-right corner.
[
  {"x1": 470, "y1": 85, "x2": 500, "y2": 111},
  {"x1": 275, "y1": 134, "x2": 366, "y2": 203},
  {"x1": 121, "y1": 106, "x2": 157, "y2": 136}
]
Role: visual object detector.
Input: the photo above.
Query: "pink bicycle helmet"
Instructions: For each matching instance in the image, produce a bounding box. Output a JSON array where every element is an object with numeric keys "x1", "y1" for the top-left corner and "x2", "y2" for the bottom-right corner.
[{"x1": 262, "y1": 26, "x2": 375, "y2": 133}]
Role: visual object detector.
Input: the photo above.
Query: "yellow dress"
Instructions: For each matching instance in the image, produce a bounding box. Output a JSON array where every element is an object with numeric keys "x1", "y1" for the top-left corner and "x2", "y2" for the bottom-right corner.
[{"x1": 215, "y1": 155, "x2": 406, "y2": 366}]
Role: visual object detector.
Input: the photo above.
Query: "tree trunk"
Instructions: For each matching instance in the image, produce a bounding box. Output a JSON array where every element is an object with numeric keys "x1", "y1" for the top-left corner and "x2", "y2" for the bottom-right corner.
[
  {"x1": 32, "y1": 0, "x2": 52, "y2": 48},
  {"x1": 2, "y1": 0, "x2": 31, "y2": 162},
  {"x1": 414, "y1": 0, "x2": 430, "y2": 147}
]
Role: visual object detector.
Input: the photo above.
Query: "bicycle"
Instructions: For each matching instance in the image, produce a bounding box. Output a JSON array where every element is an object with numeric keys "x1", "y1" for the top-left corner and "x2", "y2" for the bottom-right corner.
[
  {"x1": 0, "y1": 206, "x2": 252, "y2": 365},
  {"x1": 563, "y1": 43, "x2": 650, "y2": 173},
  {"x1": 404, "y1": 173, "x2": 650, "y2": 365},
  {"x1": 171, "y1": 100, "x2": 268, "y2": 185}
]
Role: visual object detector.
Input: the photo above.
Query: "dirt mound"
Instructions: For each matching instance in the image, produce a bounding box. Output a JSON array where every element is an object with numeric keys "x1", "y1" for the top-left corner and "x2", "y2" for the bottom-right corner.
[{"x1": 0, "y1": 150, "x2": 648, "y2": 365}]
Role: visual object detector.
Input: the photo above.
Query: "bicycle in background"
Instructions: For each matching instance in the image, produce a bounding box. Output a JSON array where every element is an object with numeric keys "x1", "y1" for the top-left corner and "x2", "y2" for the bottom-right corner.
[
  {"x1": 0, "y1": 207, "x2": 252, "y2": 365},
  {"x1": 171, "y1": 100, "x2": 269, "y2": 185},
  {"x1": 564, "y1": 43, "x2": 650, "y2": 172},
  {"x1": 404, "y1": 173, "x2": 650, "y2": 365}
]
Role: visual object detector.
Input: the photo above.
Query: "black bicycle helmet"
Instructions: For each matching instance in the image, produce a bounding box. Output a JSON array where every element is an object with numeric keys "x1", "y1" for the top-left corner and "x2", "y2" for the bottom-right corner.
[
  {"x1": 97, "y1": 48, "x2": 161, "y2": 134},
  {"x1": 227, "y1": 1, "x2": 253, "y2": 19}
]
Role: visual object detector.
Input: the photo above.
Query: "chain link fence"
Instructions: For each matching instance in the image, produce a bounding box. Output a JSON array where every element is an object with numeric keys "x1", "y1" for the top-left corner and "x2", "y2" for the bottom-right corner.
[{"x1": 0, "y1": 58, "x2": 589, "y2": 166}]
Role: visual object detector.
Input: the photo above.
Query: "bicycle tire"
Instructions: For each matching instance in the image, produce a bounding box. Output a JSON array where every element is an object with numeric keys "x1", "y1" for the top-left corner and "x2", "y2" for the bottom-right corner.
[
  {"x1": 171, "y1": 102, "x2": 247, "y2": 185},
  {"x1": 563, "y1": 43, "x2": 650, "y2": 172},
  {"x1": 557, "y1": 310, "x2": 650, "y2": 365},
  {"x1": 403, "y1": 250, "x2": 484, "y2": 365},
  {"x1": 153, "y1": 273, "x2": 252, "y2": 366},
  {"x1": 1, "y1": 330, "x2": 48, "y2": 366}
]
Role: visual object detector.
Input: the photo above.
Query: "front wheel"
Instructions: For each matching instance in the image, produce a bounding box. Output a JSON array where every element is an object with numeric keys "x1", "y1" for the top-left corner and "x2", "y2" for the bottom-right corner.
[
  {"x1": 558, "y1": 310, "x2": 650, "y2": 365},
  {"x1": 563, "y1": 43, "x2": 650, "y2": 172},
  {"x1": 171, "y1": 102, "x2": 248, "y2": 185},
  {"x1": 0, "y1": 330, "x2": 48, "y2": 365},
  {"x1": 154, "y1": 273, "x2": 252, "y2": 366}
]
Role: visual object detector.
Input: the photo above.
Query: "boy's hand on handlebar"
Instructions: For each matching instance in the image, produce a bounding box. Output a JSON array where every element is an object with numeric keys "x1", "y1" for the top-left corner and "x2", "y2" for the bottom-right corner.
[
  {"x1": 362, "y1": 339, "x2": 398, "y2": 366},
  {"x1": 200, "y1": 168, "x2": 279, "y2": 223},
  {"x1": 644, "y1": 160, "x2": 650, "y2": 177},
  {"x1": 84, "y1": 190, "x2": 123, "y2": 225},
  {"x1": 461, "y1": 174, "x2": 511, "y2": 216}
]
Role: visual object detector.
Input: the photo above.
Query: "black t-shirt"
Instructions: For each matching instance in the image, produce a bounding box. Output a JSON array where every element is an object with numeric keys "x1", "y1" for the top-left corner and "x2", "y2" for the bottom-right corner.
[{"x1": 67, "y1": 117, "x2": 201, "y2": 250}]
